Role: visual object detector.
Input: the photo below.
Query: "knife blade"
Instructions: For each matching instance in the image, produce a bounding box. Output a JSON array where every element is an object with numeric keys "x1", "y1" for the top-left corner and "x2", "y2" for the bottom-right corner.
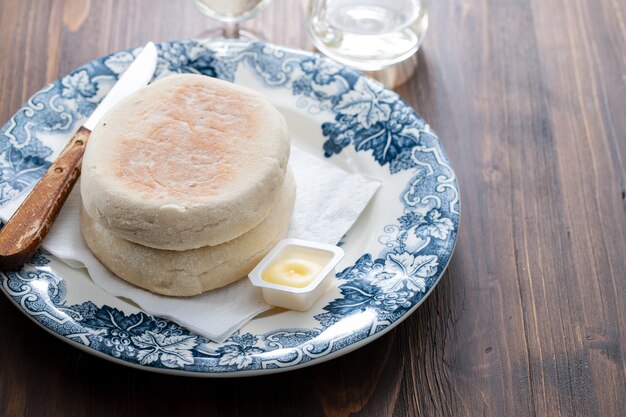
[
  {"x1": 0, "y1": 42, "x2": 158, "y2": 271},
  {"x1": 84, "y1": 42, "x2": 157, "y2": 131}
]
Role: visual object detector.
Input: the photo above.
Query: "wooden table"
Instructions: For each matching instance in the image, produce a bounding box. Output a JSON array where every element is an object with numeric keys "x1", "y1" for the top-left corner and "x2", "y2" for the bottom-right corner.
[{"x1": 1, "y1": 0, "x2": 625, "y2": 416}]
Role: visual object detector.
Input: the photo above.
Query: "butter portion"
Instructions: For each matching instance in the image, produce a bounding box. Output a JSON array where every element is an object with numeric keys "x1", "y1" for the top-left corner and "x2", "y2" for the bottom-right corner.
[
  {"x1": 248, "y1": 238, "x2": 345, "y2": 311},
  {"x1": 262, "y1": 258, "x2": 322, "y2": 288},
  {"x1": 260, "y1": 245, "x2": 334, "y2": 289}
]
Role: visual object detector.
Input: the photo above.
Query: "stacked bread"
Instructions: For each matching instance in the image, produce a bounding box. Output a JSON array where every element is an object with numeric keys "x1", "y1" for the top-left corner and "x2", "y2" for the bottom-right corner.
[{"x1": 80, "y1": 74, "x2": 295, "y2": 296}]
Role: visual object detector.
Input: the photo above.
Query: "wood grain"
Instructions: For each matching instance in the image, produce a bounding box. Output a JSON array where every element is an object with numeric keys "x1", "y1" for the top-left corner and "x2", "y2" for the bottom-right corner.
[{"x1": 0, "y1": 0, "x2": 624, "y2": 416}]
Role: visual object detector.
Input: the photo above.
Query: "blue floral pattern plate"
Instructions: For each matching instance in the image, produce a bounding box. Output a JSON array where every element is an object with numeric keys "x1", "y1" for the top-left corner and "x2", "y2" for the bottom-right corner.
[{"x1": 0, "y1": 40, "x2": 459, "y2": 376}]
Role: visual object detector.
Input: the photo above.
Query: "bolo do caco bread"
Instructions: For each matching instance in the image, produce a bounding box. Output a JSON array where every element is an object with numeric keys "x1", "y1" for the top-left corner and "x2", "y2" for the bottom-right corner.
[
  {"x1": 80, "y1": 74, "x2": 295, "y2": 296},
  {"x1": 81, "y1": 170, "x2": 296, "y2": 296},
  {"x1": 81, "y1": 73, "x2": 291, "y2": 251}
]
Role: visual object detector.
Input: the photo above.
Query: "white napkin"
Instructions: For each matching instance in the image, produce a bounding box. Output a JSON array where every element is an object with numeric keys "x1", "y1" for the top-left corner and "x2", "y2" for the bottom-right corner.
[{"x1": 0, "y1": 148, "x2": 380, "y2": 342}]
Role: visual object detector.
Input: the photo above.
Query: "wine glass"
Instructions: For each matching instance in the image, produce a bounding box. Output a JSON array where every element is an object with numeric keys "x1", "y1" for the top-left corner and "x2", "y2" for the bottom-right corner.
[
  {"x1": 308, "y1": 0, "x2": 428, "y2": 71},
  {"x1": 192, "y1": 0, "x2": 273, "y2": 39}
]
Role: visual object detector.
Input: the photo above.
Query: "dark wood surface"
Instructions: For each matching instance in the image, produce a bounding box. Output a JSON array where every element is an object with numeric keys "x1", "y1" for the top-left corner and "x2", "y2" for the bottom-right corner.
[{"x1": 1, "y1": 0, "x2": 625, "y2": 416}]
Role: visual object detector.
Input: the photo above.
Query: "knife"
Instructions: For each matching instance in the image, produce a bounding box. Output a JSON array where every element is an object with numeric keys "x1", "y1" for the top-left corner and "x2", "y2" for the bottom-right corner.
[{"x1": 0, "y1": 42, "x2": 158, "y2": 271}]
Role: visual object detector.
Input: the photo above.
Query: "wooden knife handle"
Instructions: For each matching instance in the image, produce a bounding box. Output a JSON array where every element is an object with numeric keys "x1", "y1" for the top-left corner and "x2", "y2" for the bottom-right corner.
[{"x1": 0, "y1": 126, "x2": 90, "y2": 271}]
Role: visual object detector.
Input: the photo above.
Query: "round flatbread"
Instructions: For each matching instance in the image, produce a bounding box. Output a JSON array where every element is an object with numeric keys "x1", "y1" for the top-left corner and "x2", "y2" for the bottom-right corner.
[
  {"x1": 81, "y1": 169, "x2": 296, "y2": 296},
  {"x1": 81, "y1": 73, "x2": 290, "y2": 250}
]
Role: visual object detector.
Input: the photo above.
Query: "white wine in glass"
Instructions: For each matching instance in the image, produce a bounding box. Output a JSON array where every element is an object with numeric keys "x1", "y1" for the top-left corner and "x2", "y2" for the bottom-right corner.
[{"x1": 193, "y1": 0, "x2": 272, "y2": 39}]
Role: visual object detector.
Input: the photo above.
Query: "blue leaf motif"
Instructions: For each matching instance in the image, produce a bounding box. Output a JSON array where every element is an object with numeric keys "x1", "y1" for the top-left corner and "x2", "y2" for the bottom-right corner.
[
  {"x1": 415, "y1": 209, "x2": 454, "y2": 240},
  {"x1": 324, "y1": 279, "x2": 380, "y2": 315},
  {"x1": 219, "y1": 347, "x2": 249, "y2": 368},
  {"x1": 385, "y1": 252, "x2": 417, "y2": 276},
  {"x1": 61, "y1": 70, "x2": 97, "y2": 99},
  {"x1": 136, "y1": 350, "x2": 160, "y2": 366},
  {"x1": 353, "y1": 124, "x2": 409, "y2": 166},
  {"x1": 132, "y1": 331, "x2": 197, "y2": 368},
  {"x1": 160, "y1": 352, "x2": 192, "y2": 368},
  {"x1": 412, "y1": 255, "x2": 439, "y2": 278},
  {"x1": 323, "y1": 101, "x2": 422, "y2": 168},
  {"x1": 103, "y1": 51, "x2": 135, "y2": 74},
  {"x1": 0, "y1": 147, "x2": 50, "y2": 198},
  {"x1": 323, "y1": 275, "x2": 419, "y2": 320},
  {"x1": 70, "y1": 301, "x2": 99, "y2": 320},
  {"x1": 78, "y1": 305, "x2": 152, "y2": 335},
  {"x1": 232, "y1": 333, "x2": 258, "y2": 347},
  {"x1": 372, "y1": 252, "x2": 438, "y2": 292},
  {"x1": 217, "y1": 343, "x2": 264, "y2": 369},
  {"x1": 300, "y1": 56, "x2": 344, "y2": 85},
  {"x1": 297, "y1": 56, "x2": 349, "y2": 99},
  {"x1": 333, "y1": 78, "x2": 396, "y2": 128}
]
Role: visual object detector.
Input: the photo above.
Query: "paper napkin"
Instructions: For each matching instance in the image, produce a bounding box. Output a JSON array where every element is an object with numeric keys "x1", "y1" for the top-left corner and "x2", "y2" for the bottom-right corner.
[{"x1": 0, "y1": 148, "x2": 380, "y2": 343}]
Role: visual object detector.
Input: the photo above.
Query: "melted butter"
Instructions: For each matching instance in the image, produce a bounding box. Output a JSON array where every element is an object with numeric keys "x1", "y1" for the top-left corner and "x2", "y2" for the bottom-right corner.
[
  {"x1": 262, "y1": 258, "x2": 323, "y2": 288},
  {"x1": 260, "y1": 244, "x2": 336, "y2": 289}
]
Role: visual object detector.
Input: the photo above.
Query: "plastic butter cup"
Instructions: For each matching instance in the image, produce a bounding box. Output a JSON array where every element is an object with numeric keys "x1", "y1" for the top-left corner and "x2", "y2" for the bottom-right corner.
[{"x1": 248, "y1": 238, "x2": 344, "y2": 311}]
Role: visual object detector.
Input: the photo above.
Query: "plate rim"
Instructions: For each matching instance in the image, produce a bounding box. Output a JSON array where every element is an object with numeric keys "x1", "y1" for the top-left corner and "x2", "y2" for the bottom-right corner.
[{"x1": 0, "y1": 39, "x2": 460, "y2": 376}]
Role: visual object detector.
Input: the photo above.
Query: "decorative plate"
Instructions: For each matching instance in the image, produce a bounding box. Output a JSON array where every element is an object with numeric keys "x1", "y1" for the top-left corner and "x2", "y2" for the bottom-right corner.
[{"x1": 0, "y1": 40, "x2": 459, "y2": 376}]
